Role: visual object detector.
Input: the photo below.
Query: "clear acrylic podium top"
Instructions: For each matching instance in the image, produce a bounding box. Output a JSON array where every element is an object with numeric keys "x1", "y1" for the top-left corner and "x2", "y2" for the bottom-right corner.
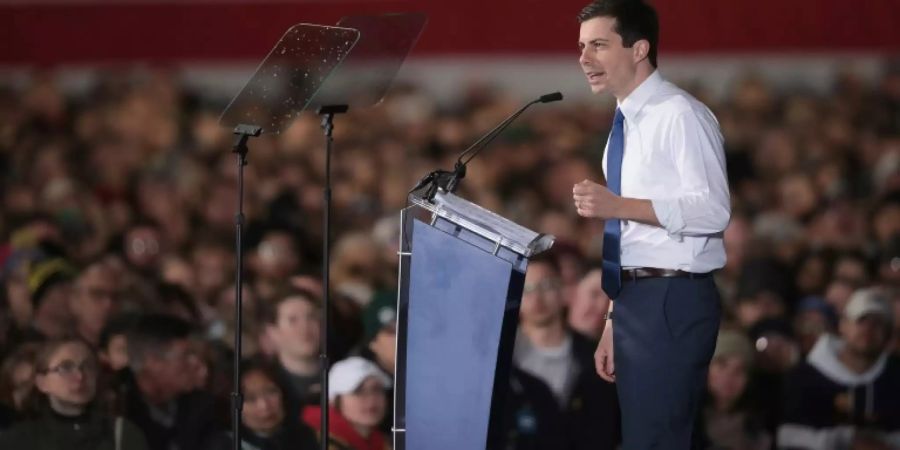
[{"x1": 409, "y1": 190, "x2": 555, "y2": 258}]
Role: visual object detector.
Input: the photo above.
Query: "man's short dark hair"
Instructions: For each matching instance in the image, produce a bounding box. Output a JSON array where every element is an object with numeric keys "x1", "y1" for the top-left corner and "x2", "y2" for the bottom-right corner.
[
  {"x1": 528, "y1": 250, "x2": 562, "y2": 276},
  {"x1": 99, "y1": 313, "x2": 139, "y2": 351},
  {"x1": 577, "y1": 0, "x2": 659, "y2": 68},
  {"x1": 265, "y1": 287, "x2": 321, "y2": 325},
  {"x1": 126, "y1": 313, "x2": 193, "y2": 371}
]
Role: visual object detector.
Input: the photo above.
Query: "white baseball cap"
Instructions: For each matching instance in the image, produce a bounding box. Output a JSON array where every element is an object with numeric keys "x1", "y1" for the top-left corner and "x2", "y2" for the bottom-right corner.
[
  {"x1": 328, "y1": 356, "x2": 391, "y2": 402},
  {"x1": 844, "y1": 288, "x2": 893, "y2": 326}
]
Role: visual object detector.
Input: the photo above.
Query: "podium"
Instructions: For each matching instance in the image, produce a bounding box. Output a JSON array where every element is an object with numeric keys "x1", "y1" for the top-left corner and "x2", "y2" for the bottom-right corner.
[{"x1": 394, "y1": 190, "x2": 554, "y2": 450}]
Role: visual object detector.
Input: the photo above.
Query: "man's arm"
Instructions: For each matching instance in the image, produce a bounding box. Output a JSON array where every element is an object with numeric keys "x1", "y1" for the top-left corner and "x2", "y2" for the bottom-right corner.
[
  {"x1": 574, "y1": 189, "x2": 660, "y2": 226},
  {"x1": 574, "y1": 109, "x2": 729, "y2": 235},
  {"x1": 651, "y1": 109, "x2": 730, "y2": 236}
]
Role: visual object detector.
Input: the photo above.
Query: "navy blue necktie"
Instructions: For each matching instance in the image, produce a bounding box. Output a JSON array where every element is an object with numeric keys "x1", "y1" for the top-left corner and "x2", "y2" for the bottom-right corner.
[{"x1": 601, "y1": 108, "x2": 625, "y2": 299}]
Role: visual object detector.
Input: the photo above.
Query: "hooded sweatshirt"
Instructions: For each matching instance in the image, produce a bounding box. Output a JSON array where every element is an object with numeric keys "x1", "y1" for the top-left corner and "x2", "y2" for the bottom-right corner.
[{"x1": 777, "y1": 334, "x2": 900, "y2": 449}]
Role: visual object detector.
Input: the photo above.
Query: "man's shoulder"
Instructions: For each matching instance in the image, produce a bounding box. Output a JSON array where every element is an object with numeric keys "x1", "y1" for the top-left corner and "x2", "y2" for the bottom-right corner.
[{"x1": 646, "y1": 80, "x2": 714, "y2": 122}]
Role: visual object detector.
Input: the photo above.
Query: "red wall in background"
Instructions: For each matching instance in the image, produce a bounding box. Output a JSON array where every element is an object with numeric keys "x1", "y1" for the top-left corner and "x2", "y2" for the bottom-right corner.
[{"x1": 3, "y1": 0, "x2": 899, "y2": 64}]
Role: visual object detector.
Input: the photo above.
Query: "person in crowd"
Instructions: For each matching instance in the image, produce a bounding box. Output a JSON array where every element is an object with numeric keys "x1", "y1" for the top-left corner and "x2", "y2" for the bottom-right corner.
[
  {"x1": 792, "y1": 296, "x2": 839, "y2": 356},
  {"x1": 513, "y1": 252, "x2": 619, "y2": 449},
  {"x1": 153, "y1": 282, "x2": 201, "y2": 323},
  {"x1": 302, "y1": 356, "x2": 391, "y2": 450},
  {"x1": 219, "y1": 359, "x2": 318, "y2": 450},
  {"x1": 734, "y1": 258, "x2": 793, "y2": 330},
  {"x1": 27, "y1": 257, "x2": 78, "y2": 341},
  {"x1": 747, "y1": 318, "x2": 802, "y2": 437},
  {"x1": 97, "y1": 314, "x2": 137, "y2": 373},
  {"x1": 502, "y1": 366, "x2": 567, "y2": 450},
  {"x1": 566, "y1": 269, "x2": 610, "y2": 341},
  {"x1": 0, "y1": 342, "x2": 40, "y2": 429},
  {"x1": 70, "y1": 258, "x2": 121, "y2": 346},
  {"x1": 778, "y1": 287, "x2": 900, "y2": 449},
  {"x1": 2, "y1": 247, "x2": 45, "y2": 348},
  {"x1": 331, "y1": 233, "x2": 388, "y2": 307},
  {"x1": 0, "y1": 338, "x2": 149, "y2": 449},
  {"x1": 265, "y1": 289, "x2": 323, "y2": 419},
  {"x1": 251, "y1": 229, "x2": 303, "y2": 304},
  {"x1": 118, "y1": 313, "x2": 225, "y2": 450},
  {"x1": 190, "y1": 237, "x2": 235, "y2": 309},
  {"x1": 354, "y1": 291, "x2": 399, "y2": 434},
  {"x1": 703, "y1": 329, "x2": 771, "y2": 450}
]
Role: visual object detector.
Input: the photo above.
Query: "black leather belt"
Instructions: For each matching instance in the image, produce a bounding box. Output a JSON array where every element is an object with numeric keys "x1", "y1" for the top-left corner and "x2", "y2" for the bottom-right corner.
[{"x1": 621, "y1": 268, "x2": 713, "y2": 282}]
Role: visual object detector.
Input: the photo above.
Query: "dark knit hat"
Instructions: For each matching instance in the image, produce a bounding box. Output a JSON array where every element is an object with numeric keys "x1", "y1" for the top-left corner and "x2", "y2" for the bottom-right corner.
[{"x1": 27, "y1": 257, "x2": 76, "y2": 309}]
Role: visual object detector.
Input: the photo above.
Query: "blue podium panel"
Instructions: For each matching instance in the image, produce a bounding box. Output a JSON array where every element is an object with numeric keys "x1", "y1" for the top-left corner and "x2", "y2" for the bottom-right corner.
[{"x1": 404, "y1": 219, "x2": 520, "y2": 450}]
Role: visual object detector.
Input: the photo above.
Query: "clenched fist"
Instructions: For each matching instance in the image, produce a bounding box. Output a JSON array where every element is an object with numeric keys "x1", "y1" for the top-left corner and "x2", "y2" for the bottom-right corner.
[{"x1": 573, "y1": 179, "x2": 621, "y2": 219}]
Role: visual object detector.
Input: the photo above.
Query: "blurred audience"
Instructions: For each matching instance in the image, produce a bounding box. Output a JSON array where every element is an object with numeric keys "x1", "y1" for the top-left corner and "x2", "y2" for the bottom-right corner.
[{"x1": 1, "y1": 64, "x2": 899, "y2": 448}]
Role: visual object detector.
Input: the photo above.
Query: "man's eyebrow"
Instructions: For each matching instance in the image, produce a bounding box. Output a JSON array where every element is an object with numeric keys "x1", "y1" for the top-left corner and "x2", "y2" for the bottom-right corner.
[{"x1": 579, "y1": 38, "x2": 609, "y2": 46}]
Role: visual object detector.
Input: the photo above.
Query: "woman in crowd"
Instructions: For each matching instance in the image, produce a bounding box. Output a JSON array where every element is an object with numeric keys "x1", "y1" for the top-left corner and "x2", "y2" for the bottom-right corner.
[
  {"x1": 703, "y1": 330, "x2": 771, "y2": 450},
  {"x1": 0, "y1": 342, "x2": 40, "y2": 429},
  {"x1": 0, "y1": 338, "x2": 149, "y2": 449},
  {"x1": 229, "y1": 360, "x2": 318, "y2": 450},
  {"x1": 302, "y1": 357, "x2": 391, "y2": 450}
]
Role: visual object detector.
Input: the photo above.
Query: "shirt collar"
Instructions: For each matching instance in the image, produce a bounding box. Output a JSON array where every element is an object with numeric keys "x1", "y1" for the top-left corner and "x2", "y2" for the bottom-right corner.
[{"x1": 617, "y1": 70, "x2": 663, "y2": 123}]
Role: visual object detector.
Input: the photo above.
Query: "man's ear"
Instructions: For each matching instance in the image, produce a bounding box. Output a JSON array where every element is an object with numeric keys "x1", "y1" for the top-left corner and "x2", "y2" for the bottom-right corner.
[
  {"x1": 633, "y1": 39, "x2": 650, "y2": 63},
  {"x1": 265, "y1": 323, "x2": 280, "y2": 346}
]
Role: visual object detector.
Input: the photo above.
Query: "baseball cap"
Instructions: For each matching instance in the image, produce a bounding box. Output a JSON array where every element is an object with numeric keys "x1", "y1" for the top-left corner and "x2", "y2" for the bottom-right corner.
[
  {"x1": 362, "y1": 292, "x2": 398, "y2": 343},
  {"x1": 712, "y1": 329, "x2": 754, "y2": 366},
  {"x1": 328, "y1": 356, "x2": 391, "y2": 402},
  {"x1": 797, "y1": 295, "x2": 839, "y2": 328},
  {"x1": 844, "y1": 288, "x2": 893, "y2": 325}
]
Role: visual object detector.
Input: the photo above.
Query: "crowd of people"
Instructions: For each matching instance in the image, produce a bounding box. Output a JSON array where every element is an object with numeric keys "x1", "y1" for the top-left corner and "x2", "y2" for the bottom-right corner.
[{"x1": 0, "y1": 62, "x2": 898, "y2": 449}]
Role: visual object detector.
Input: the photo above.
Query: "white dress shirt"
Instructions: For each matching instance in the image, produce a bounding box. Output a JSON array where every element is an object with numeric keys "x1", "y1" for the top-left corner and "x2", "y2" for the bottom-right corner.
[{"x1": 601, "y1": 70, "x2": 730, "y2": 273}]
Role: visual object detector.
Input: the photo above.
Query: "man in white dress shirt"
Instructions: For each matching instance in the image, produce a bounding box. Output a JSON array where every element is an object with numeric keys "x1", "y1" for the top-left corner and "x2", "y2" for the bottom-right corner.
[{"x1": 571, "y1": 0, "x2": 731, "y2": 448}]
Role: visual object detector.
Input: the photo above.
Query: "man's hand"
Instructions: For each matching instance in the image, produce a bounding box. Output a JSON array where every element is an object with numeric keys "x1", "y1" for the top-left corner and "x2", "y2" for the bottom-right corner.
[
  {"x1": 573, "y1": 179, "x2": 662, "y2": 227},
  {"x1": 573, "y1": 179, "x2": 620, "y2": 220},
  {"x1": 594, "y1": 318, "x2": 616, "y2": 382}
]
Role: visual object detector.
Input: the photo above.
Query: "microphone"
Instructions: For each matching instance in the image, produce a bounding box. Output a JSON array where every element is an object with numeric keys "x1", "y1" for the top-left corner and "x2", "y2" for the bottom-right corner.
[
  {"x1": 410, "y1": 91, "x2": 563, "y2": 201},
  {"x1": 539, "y1": 92, "x2": 563, "y2": 103},
  {"x1": 442, "y1": 91, "x2": 563, "y2": 194}
]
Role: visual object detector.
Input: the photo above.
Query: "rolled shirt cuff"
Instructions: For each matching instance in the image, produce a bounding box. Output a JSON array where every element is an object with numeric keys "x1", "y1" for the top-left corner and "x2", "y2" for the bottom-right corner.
[{"x1": 651, "y1": 198, "x2": 685, "y2": 240}]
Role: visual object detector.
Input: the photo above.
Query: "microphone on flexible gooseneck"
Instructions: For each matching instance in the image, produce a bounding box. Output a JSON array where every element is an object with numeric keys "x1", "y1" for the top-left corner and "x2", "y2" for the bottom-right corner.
[{"x1": 410, "y1": 91, "x2": 564, "y2": 200}]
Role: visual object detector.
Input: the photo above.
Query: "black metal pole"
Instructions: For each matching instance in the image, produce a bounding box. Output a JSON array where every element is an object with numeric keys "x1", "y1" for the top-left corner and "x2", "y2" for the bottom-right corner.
[
  {"x1": 316, "y1": 104, "x2": 347, "y2": 450},
  {"x1": 230, "y1": 124, "x2": 261, "y2": 450}
]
